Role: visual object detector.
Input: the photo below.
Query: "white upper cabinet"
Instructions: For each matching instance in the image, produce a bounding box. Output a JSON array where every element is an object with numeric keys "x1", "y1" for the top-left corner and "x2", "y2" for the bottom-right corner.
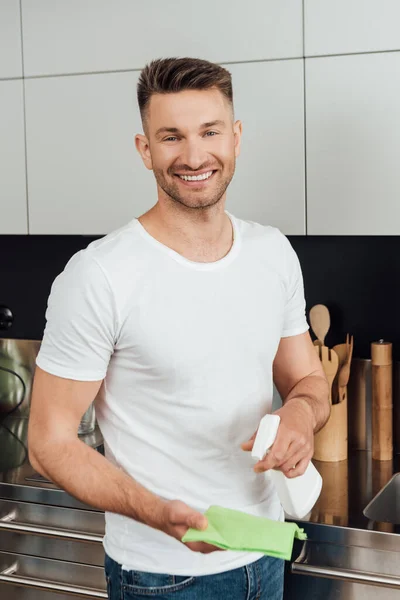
[
  {"x1": 25, "y1": 60, "x2": 305, "y2": 235},
  {"x1": 0, "y1": 81, "x2": 27, "y2": 234},
  {"x1": 305, "y1": 0, "x2": 400, "y2": 56},
  {"x1": 25, "y1": 72, "x2": 150, "y2": 235},
  {"x1": 228, "y1": 60, "x2": 305, "y2": 234},
  {"x1": 21, "y1": 0, "x2": 302, "y2": 76},
  {"x1": 306, "y1": 52, "x2": 400, "y2": 235},
  {"x1": 0, "y1": 0, "x2": 23, "y2": 78}
]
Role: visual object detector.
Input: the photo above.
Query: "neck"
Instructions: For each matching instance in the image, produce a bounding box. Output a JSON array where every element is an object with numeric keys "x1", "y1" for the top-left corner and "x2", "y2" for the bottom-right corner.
[{"x1": 138, "y1": 198, "x2": 233, "y2": 263}]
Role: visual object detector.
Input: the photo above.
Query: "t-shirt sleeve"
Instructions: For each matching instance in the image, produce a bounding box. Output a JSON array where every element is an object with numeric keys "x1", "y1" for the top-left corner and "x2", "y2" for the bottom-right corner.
[
  {"x1": 36, "y1": 251, "x2": 117, "y2": 381},
  {"x1": 279, "y1": 233, "x2": 309, "y2": 338}
]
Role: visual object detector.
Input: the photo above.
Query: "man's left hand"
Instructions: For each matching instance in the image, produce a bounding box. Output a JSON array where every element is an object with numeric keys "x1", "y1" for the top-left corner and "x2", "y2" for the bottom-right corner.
[{"x1": 241, "y1": 398, "x2": 315, "y2": 478}]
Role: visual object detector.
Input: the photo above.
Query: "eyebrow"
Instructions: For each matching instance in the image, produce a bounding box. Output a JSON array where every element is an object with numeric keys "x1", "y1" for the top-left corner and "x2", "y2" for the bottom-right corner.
[{"x1": 155, "y1": 120, "x2": 226, "y2": 138}]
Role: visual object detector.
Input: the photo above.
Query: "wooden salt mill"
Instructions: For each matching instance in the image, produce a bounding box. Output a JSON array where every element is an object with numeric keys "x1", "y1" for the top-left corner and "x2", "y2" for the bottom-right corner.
[{"x1": 371, "y1": 340, "x2": 393, "y2": 461}]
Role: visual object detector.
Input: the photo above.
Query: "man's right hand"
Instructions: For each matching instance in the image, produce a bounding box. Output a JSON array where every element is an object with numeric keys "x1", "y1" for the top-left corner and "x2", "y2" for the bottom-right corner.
[{"x1": 159, "y1": 499, "x2": 221, "y2": 554}]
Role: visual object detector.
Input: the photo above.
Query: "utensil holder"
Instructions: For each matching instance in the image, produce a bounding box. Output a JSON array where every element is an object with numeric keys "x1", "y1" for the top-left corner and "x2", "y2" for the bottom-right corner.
[{"x1": 313, "y1": 390, "x2": 348, "y2": 462}]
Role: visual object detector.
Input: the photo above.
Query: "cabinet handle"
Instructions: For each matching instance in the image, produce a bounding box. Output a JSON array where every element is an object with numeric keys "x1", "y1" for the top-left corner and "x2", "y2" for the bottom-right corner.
[
  {"x1": 0, "y1": 510, "x2": 103, "y2": 543},
  {"x1": 0, "y1": 562, "x2": 107, "y2": 598},
  {"x1": 292, "y1": 559, "x2": 400, "y2": 589}
]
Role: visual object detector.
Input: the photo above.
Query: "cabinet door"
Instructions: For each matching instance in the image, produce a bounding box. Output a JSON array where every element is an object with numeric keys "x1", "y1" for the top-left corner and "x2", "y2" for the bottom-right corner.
[
  {"x1": 0, "y1": 80, "x2": 27, "y2": 234},
  {"x1": 25, "y1": 72, "x2": 151, "y2": 235},
  {"x1": 228, "y1": 60, "x2": 305, "y2": 234},
  {"x1": 0, "y1": 0, "x2": 22, "y2": 78},
  {"x1": 21, "y1": 0, "x2": 302, "y2": 76},
  {"x1": 306, "y1": 52, "x2": 400, "y2": 235},
  {"x1": 305, "y1": 0, "x2": 400, "y2": 56}
]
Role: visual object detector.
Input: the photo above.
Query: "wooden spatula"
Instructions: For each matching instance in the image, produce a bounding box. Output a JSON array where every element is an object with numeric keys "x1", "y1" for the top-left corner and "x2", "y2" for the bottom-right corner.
[
  {"x1": 338, "y1": 334, "x2": 353, "y2": 402},
  {"x1": 309, "y1": 304, "x2": 330, "y2": 346},
  {"x1": 332, "y1": 343, "x2": 347, "y2": 404},
  {"x1": 332, "y1": 334, "x2": 354, "y2": 404},
  {"x1": 315, "y1": 344, "x2": 339, "y2": 404}
]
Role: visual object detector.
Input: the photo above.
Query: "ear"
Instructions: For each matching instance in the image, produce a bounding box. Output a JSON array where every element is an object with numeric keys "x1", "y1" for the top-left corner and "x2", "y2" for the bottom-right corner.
[
  {"x1": 233, "y1": 120, "x2": 242, "y2": 158},
  {"x1": 135, "y1": 134, "x2": 153, "y2": 170}
]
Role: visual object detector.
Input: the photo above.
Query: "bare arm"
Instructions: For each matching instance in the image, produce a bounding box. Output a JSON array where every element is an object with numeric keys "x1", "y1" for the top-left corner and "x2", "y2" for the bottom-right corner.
[
  {"x1": 273, "y1": 331, "x2": 330, "y2": 433},
  {"x1": 28, "y1": 367, "x2": 213, "y2": 552},
  {"x1": 242, "y1": 331, "x2": 330, "y2": 477}
]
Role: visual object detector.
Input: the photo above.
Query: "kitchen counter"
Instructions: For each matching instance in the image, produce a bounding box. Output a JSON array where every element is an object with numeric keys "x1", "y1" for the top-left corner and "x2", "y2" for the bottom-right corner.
[
  {"x1": 1, "y1": 414, "x2": 399, "y2": 531},
  {"x1": 2, "y1": 414, "x2": 400, "y2": 599},
  {"x1": 0, "y1": 416, "x2": 105, "y2": 510}
]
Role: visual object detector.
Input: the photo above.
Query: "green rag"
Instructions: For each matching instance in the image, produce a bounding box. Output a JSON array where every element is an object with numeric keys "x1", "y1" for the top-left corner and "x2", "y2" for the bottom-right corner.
[{"x1": 182, "y1": 505, "x2": 307, "y2": 561}]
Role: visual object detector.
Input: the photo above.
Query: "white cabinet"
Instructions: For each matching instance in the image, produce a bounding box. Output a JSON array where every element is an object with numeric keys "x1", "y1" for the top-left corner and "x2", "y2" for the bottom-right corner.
[
  {"x1": 305, "y1": 0, "x2": 400, "y2": 57},
  {"x1": 228, "y1": 60, "x2": 305, "y2": 234},
  {"x1": 21, "y1": 0, "x2": 302, "y2": 77},
  {"x1": 0, "y1": 0, "x2": 22, "y2": 78},
  {"x1": 306, "y1": 52, "x2": 400, "y2": 235},
  {"x1": 25, "y1": 72, "x2": 151, "y2": 235},
  {"x1": 0, "y1": 80, "x2": 27, "y2": 234},
  {"x1": 25, "y1": 61, "x2": 305, "y2": 235}
]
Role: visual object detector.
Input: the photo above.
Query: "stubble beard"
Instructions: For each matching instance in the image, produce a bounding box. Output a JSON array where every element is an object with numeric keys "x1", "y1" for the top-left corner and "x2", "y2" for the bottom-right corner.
[{"x1": 152, "y1": 158, "x2": 236, "y2": 211}]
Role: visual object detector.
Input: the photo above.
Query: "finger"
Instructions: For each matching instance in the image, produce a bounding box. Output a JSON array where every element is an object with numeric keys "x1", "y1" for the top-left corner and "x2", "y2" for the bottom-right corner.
[
  {"x1": 169, "y1": 501, "x2": 208, "y2": 531},
  {"x1": 274, "y1": 442, "x2": 307, "y2": 474},
  {"x1": 254, "y1": 437, "x2": 293, "y2": 472},
  {"x1": 240, "y1": 431, "x2": 256, "y2": 451},
  {"x1": 282, "y1": 456, "x2": 310, "y2": 479},
  {"x1": 185, "y1": 541, "x2": 222, "y2": 554},
  {"x1": 186, "y1": 513, "x2": 208, "y2": 531},
  {"x1": 280, "y1": 445, "x2": 311, "y2": 475}
]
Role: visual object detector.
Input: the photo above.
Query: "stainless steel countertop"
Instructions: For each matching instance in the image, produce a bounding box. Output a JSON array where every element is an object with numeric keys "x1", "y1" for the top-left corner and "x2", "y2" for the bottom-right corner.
[
  {"x1": 0, "y1": 416, "x2": 104, "y2": 510},
  {"x1": 0, "y1": 415, "x2": 399, "y2": 531}
]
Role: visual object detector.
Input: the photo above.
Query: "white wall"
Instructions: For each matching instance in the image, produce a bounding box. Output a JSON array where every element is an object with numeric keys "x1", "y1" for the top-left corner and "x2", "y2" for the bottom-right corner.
[
  {"x1": 1, "y1": 1, "x2": 400, "y2": 235},
  {"x1": 21, "y1": 0, "x2": 303, "y2": 76},
  {"x1": 304, "y1": 0, "x2": 400, "y2": 235}
]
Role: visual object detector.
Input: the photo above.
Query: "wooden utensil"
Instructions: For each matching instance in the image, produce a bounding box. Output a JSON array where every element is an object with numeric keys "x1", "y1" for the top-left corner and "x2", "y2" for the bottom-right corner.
[
  {"x1": 332, "y1": 334, "x2": 353, "y2": 404},
  {"x1": 309, "y1": 304, "x2": 330, "y2": 346},
  {"x1": 315, "y1": 344, "x2": 339, "y2": 403},
  {"x1": 338, "y1": 334, "x2": 353, "y2": 402},
  {"x1": 332, "y1": 342, "x2": 347, "y2": 404}
]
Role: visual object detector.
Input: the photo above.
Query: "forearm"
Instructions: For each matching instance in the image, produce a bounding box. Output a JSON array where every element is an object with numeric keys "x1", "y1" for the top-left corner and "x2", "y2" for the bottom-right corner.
[
  {"x1": 281, "y1": 372, "x2": 330, "y2": 433},
  {"x1": 29, "y1": 437, "x2": 165, "y2": 530}
]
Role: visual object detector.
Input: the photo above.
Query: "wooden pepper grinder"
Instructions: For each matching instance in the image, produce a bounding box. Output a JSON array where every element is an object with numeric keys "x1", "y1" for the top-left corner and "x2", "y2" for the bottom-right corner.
[{"x1": 371, "y1": 340, "x2": 393, "y2": 460}]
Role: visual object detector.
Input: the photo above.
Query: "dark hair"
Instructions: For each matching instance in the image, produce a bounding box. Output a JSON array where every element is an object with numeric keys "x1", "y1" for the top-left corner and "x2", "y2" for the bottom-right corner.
[{"x1": 137, "y1": 57, "x2": 233, "y2": 124}]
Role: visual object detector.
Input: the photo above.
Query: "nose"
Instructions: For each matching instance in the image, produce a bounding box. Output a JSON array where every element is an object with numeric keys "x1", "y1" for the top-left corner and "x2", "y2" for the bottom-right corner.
[{"x1": 180, "y1": 137, "x2": 208, "y2": 171}]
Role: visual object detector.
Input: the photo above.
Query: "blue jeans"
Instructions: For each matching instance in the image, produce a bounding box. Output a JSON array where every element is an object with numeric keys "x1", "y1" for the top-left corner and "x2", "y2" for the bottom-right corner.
[{"x1": 104, "y1": 552, "x2": 284, "y2": 600}]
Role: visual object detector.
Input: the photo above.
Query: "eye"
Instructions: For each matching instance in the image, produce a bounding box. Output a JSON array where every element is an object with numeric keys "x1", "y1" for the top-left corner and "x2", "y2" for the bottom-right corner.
[
  {"x1": 204, "y1": 131, "x2": 218, "y2": 137},
  {"x1": 162, "y1": 135, "x2": 179, "y2": 142}
]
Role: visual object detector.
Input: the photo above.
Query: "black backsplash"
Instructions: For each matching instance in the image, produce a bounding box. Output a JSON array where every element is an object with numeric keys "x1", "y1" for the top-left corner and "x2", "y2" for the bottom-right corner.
[{"x1": 1, "y1": 234, "x2": 400, "y2": 360}]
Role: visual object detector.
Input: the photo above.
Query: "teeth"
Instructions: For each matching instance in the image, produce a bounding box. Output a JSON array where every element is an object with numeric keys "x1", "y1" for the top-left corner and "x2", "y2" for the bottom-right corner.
[{"x1": 179, "y1": 171, "x2": 213, "y2": 181}]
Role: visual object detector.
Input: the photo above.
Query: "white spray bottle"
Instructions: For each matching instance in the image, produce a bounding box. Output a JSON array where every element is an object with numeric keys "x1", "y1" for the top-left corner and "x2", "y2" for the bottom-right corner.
[{"x1": 251, "y1": 414, "x2": 322, "y2": 519}]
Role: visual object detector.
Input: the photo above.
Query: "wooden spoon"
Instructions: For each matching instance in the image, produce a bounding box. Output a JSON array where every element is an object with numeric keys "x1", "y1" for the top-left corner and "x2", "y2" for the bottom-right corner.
[{"x1": 309, "y1": 304, "x2": 330, "y2": 346}]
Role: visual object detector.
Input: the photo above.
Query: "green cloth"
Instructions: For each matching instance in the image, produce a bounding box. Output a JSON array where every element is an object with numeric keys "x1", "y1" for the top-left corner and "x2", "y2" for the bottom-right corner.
[{"x1": 182, "y1": 505, "x2": 307, "y2": 561}]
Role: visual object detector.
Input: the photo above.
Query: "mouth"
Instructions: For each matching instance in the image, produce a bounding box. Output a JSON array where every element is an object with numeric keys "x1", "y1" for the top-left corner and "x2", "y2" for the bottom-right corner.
[{"x1": 174, "y1": 170, "x2": 216, "y2": 187}]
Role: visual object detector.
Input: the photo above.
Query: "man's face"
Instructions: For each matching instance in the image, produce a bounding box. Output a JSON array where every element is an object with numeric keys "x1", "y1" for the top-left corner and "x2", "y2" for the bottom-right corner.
[{"x1": 136, "y1": 88, "x2": 242, "y2": 210}]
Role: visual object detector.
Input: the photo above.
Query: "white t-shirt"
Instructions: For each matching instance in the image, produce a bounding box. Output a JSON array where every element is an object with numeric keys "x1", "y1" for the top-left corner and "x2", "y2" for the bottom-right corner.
[{"x1": 36, "y1": 212, "x2": 309, "y2": 576}]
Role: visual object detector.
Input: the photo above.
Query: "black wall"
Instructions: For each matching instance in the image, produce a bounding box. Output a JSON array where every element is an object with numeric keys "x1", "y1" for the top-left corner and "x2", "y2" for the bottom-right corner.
[{"x1": 1, "y1": 234, "x2": 399, "y2": 360}]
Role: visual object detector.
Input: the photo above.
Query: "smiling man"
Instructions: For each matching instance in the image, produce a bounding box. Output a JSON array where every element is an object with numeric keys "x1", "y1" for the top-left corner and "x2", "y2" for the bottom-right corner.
[{"x1": 28, "y1": 58, "x2": 330, "y2": 600}]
